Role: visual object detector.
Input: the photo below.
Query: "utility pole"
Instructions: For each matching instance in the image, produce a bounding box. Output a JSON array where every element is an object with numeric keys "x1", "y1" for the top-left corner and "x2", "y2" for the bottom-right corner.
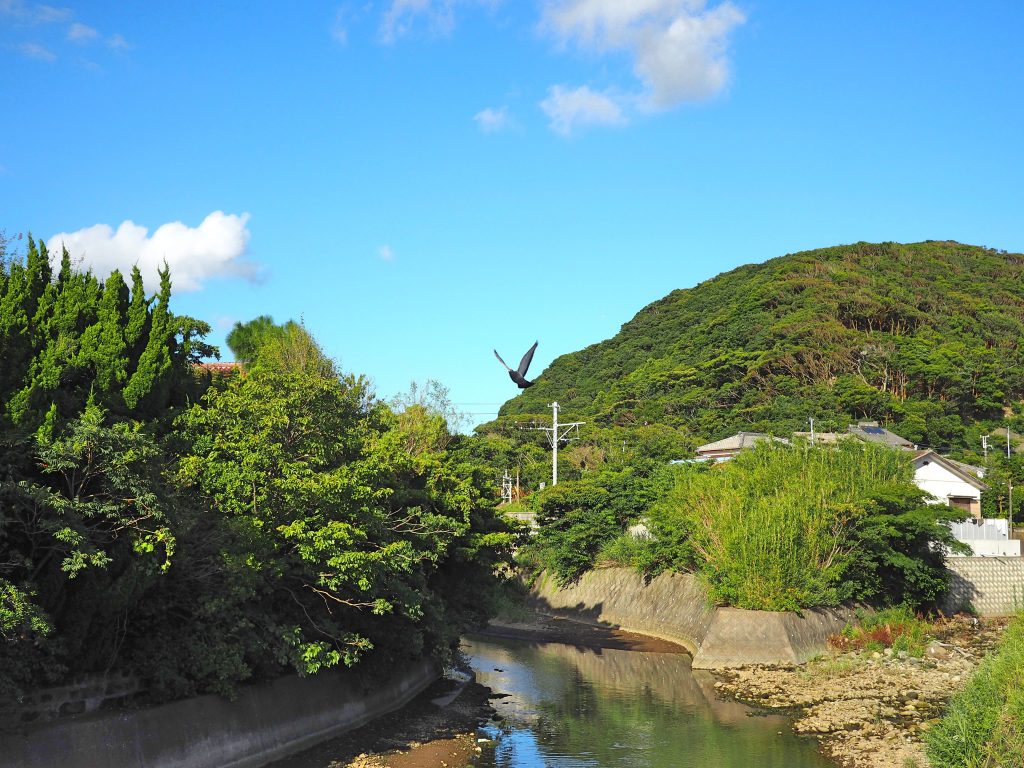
[
  {"x1": 500, "y1": 470, "x2": 513, "y2": 504},
  {"x1": 1008, "y1": 426, "x2": 1013, "y2": 460},
  {"x1": 522, "y1": 402, "x2": 584, "y2": 486},
  {"x1": 1010, "y1": 477, "x2": 1014, "y2": 537},
  {"x1": 809, "y1": 417, "x2": 815, "y2": 447}
]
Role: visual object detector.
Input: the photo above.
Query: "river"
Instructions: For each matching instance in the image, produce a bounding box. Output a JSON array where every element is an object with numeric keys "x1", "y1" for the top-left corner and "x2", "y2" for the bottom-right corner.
[{"x1": 464, "y1": 635, "x2": 832, "y2": 768}]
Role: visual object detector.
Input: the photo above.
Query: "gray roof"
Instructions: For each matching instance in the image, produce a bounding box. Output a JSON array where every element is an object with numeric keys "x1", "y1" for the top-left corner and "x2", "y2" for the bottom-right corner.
[
  {"x1": 847, "y1": 422, "x2": 914, "y2": 450},
  {"x1": 696, "y1": 432, "x2": 790, "y2": 454}
]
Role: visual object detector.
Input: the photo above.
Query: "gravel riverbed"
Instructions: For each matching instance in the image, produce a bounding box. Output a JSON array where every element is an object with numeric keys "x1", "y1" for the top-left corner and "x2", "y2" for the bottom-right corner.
[{"x1": 712, "y1": 616, "x2": 1008, "y2": 768}]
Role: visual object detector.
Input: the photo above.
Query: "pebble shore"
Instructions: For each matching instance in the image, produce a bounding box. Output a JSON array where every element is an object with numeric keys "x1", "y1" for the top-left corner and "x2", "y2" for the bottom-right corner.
[{"x1": 712, "y1": 617, "x2": 1007, "y2": 768}]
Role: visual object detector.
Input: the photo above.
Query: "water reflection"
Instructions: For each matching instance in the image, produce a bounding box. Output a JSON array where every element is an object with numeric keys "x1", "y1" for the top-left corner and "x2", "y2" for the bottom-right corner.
[{"x1": 464, "y1": 636, "x2": 832, "y2": 768}]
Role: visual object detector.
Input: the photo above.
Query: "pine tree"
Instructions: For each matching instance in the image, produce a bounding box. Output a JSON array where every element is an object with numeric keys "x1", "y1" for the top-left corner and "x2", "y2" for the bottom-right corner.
[
  {"x1": 123, "y1": 265, "x2": 173, "y2": 413},
  {"x1": 75, "y1": 270, "x2": 130, "y2": 412},
  {"x1": 124, "y1": 265, "x2": 150, "y2": 360}
]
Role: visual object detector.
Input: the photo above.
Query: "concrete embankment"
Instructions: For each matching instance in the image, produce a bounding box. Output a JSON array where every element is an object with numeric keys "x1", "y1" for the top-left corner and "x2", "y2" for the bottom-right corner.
[
  {"x1": 0, "y1": 658, "x2": 437, "y2": 768},
  {"x1": 527, "y1": 567, "x2": 854, "y2": 668}
]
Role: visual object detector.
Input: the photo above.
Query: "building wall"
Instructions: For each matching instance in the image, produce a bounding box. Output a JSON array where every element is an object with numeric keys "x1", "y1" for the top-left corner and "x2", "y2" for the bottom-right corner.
[
  {"x1": 960, "y1": 540, "x2": 1023, "y2": 557},
  {"x1": 914, "y1": 460, "x2": 982, "y2": 517},
  {"x1": 943, "y1": 557, "x2": 1024, "y2": 616}
]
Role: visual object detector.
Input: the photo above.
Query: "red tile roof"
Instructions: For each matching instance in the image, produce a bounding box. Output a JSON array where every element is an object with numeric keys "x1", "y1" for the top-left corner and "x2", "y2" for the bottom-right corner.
[{"x1": 195, "y1": 362, "x2": 243, "y2": 374}]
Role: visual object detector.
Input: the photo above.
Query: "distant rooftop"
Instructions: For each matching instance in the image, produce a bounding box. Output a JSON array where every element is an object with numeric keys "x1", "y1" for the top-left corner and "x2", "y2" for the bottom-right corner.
[
  {"x1": 695, "y1": 432, "x2": 790, "y2": 455},
  {"x1": 194, "y1": 362, "x2": 243, "y2": 375},
  {"x1": 846, "y1": 421, "x2": 915, "y2": 450}
]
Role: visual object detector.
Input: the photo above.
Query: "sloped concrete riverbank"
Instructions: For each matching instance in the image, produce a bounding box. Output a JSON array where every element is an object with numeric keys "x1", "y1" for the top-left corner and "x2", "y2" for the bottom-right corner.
[
  {"x1": 0, "y1": 658, "x2": 438, "y2": 768},
  {"x1": 527, "y1": 567, "x2": 854, "y2": 667}
]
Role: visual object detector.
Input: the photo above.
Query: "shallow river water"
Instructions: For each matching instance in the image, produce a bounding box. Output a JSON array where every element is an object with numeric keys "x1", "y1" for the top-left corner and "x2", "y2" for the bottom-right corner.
[{"x1": 464, "y1": 636, "x2": 833, "y2": 768}]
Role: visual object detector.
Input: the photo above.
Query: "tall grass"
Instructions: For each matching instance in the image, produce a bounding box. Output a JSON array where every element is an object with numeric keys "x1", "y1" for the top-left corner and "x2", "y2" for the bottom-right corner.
[
  {"x1": 650, "y1": 441, "x2": 916, "y2": 611},
  {"x1": 926, "y1": 615, "x2": 1024, "y2": 768}
]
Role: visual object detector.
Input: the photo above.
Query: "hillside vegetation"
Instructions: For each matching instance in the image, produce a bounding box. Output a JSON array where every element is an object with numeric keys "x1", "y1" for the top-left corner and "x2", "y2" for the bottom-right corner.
[{"x1": 497, "y1": 241, "x2": 1024, "y2": 452}]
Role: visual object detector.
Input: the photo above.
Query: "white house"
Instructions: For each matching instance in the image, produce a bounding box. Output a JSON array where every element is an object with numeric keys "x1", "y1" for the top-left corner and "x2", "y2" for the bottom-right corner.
[
  {"x1": 912, "y1": 450, "x2": 987, "y2": 519},
  {"x1": 911, "y1": 449, "x2": 1021, "y2": 557}
]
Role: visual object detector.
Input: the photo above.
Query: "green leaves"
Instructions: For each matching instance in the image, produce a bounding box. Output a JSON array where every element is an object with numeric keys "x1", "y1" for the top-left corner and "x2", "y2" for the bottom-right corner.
[
  {"x1": 649, "y1": 442, "x2": 961, "y2": 611},
  {"x1": 176, "y1": 363, "x2": 514, "y2": 680}
]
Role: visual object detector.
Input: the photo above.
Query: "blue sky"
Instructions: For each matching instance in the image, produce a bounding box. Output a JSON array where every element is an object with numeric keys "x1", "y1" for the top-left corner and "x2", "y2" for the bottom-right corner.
[{"x1": 2, "y1": 1, "x2": 1023, "y2": 429}]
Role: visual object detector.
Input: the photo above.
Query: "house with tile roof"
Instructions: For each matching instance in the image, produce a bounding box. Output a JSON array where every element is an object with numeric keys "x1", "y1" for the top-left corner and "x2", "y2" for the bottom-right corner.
[
  {"x1": 194, "y1": 361, "x2": 243, "y2": 376},
  {"x1": 911, "y1": 449, "x2": 987, "y2": 519},
  {"x1": 846, "y1": 421, "x2": 916, "y2": 450},
  {"x1": 693, "y1": 432, "x2": 790, "y2": 461}
]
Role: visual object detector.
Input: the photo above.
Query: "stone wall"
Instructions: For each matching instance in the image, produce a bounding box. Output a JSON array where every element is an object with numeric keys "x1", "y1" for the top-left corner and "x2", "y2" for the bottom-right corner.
[
  {"x1": 943, "y1": 556, "x2": 1024, "y2": 616},
  {"x1": 0, "y1": 658, "x2": 437, "y2": 768},
  {"x1": 528, "y1": 567, "x2": 852, "y2": 668}
]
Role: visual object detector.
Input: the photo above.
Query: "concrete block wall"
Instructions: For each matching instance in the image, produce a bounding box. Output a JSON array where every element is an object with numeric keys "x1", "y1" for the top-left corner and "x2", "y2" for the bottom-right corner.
[{"x1": 943, "y1": 557, "x2": 1024, "y2": 616}]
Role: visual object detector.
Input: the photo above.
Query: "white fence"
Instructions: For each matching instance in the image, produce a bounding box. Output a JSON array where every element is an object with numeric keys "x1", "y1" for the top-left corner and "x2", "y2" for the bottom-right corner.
[
  {"x1": 948, "y1": 519, "x2": 1021, "y2": 557},
  {"x1": 950, "y1": 518, "x2": 1009, "y2": 541}
]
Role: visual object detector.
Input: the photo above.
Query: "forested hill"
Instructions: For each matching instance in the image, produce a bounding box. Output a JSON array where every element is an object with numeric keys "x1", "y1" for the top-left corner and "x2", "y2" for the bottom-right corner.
[{"x1": 496, "y1": 241, "x2": 1024, "y2": 451}]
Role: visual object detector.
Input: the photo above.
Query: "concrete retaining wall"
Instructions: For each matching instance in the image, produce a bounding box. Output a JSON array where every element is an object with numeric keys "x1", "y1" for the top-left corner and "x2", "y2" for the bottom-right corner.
[
  {"x1": 943, "y1": 557, "x2": 1024, "y2": 616},
  {"x1": 693, "y1": 606, "x2": 855, "y2": 668},
  {"x1": 528, "y1": 567, "x2": 852, "y2": 668},
  {"x1": 530, "y1": 568, "x2": 714, "y2": 655},
  {"x1": 1, "y1": 671, "x2": 141, "y2": 726},
  {"x1": 0, "y1": 658, "x2": 438, "y2": 768}
]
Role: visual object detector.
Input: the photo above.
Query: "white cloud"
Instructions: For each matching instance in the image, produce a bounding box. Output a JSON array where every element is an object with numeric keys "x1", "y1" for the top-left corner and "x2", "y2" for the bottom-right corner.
[
  {"x1": 0, "y1": 1, "x2": 71, "y2": 24},
  {"x1": 32, "y1": 3, "x2": 69, "y2": 23},
  {"x1": 378, "y1": 244, "x2": 395, "y2": 261},
  {"x1": 543, "y1": 0, "x2": 745, "y2": 109},
  {"x1": 473, "y1": 106, "x2": 511, "y2": 133},
  {"x1": 67, "y1": 21, "x2": 97, "y2": 42},
  {"x1": 540, "y1": 85, "x2": 625, "y2": 136},
  {"x1": 380, "y1": 0, "x2": 453, "y2": 44},
  {"x1": 48, "y1": 212, "x2": 257, "y2": 293},
  {"x1": 15, "y1": 41, "x2": 55, "y2": 60},
  {"x1": 330, "y1": 6, "x2": 349, "y2": 44},
  {"x1": 378, "y1": 0, "x2": 498, "y2": 44},
  {"x1": 105, "y1": 33, "x2": 130, "y2": 51}
]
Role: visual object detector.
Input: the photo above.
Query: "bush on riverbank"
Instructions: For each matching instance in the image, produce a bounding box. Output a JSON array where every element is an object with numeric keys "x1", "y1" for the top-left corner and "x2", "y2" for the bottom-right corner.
[
  {"x1": 829, "y1": 606, "x2": 932, "y2": 657},
  {"x1": 644, "y1": 442, "x2": 964, "y2": 611},
  {"x1": 0, "y1": 238, "x2": 517, "y2": 701},
  {"x1": 516, "y1": 441, "x2": 963, "y2": 609},
  {"x1": 926, "y1": 614, "x2": 1024, "y2": 768},
  {"x1": 514, "y1": 464, "x2": 674, "y2": 585}
]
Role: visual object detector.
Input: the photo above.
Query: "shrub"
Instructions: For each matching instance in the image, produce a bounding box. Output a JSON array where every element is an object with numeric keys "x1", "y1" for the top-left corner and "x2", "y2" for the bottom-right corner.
[
  {"x1": 648, "y1": 442, "x2": 964, "y2": 611},
  {"x1": 517, "y1": 466, "x2": 673, "y2": 585},
  {"x1": 829, "y1": 607, "x2": 932, "y2": 657}
]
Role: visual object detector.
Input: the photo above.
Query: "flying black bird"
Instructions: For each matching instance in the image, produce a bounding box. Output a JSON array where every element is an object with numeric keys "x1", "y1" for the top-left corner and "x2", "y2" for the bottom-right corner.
[{"x1": 494, "y1": 341, "x2": 538, "y2": 388}]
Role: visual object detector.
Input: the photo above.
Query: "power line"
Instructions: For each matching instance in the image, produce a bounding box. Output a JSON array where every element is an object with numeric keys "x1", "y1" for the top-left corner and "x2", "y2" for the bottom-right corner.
[{"x1": 520, "y1": 402, "x2": 584, "y2": 486}]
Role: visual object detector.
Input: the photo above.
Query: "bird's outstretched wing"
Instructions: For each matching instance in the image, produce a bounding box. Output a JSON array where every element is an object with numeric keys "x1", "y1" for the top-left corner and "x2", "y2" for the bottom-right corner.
[
  {"x1": 517, "y1": 341, "x2": 538, "y2": 377},
  {"x1": 494, "y1": 349, "x2": 513, "y2": 372}
]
